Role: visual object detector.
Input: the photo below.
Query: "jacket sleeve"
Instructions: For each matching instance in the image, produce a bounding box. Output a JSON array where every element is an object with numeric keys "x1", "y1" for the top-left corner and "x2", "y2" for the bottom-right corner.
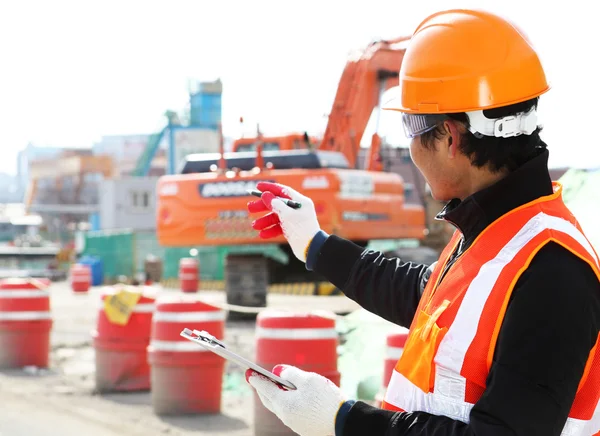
[
  {"x1": 306, "y1": 231, "x2": 433, "y2": 328},
  {"x1": 335, "y1": 242, "x2": 600, "y2": 436}
]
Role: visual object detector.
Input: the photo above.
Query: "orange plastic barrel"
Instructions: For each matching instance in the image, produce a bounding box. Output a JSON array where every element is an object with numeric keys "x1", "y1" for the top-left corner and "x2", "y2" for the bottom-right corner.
[
  {"x1": 147, "y1": 296, "x2": 226, "y2": 415},
  {"x1": 178, "y1": 258, "x2": 199, "y2": 293},
  {"x1": 383, "y1": 331, "x2": 408, "y2": 386},
  {"x1": 91, "y1": 286, "x2": 156, "y2": 392},
  {"x1": 0, "y1": 278, "x2": 52, "y2": 368},
  {"x1": 376, "y1": 329, "x2": 409, "y2": 407},
  {"x1": 254, "y1": 310, "x2": 340, "y2": 436},
  {"x1": 70, "y1": 263, "x2": 91, "y2": 293}
]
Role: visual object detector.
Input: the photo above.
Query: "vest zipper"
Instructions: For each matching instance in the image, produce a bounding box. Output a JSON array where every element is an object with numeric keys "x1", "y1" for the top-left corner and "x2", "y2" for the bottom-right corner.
[{"x1": 437, "y1": 235, "x2": 466, "y2": 285}]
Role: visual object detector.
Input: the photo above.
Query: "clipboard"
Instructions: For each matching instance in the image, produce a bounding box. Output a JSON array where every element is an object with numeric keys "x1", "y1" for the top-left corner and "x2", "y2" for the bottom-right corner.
[{"x1": 179, "y1": 328, "x2": 297, "y2": 390}]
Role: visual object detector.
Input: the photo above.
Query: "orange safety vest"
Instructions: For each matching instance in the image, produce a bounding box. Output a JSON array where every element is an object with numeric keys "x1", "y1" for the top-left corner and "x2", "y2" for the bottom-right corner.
[{"x1": 381, "y1": 183, "x2": 600, "y2": 435}]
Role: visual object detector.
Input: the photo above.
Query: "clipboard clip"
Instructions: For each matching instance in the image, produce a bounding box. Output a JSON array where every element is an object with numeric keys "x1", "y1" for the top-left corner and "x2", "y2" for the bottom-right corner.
[{"x1": 180, "y1": 328, "x2": 227, "y2": 349}]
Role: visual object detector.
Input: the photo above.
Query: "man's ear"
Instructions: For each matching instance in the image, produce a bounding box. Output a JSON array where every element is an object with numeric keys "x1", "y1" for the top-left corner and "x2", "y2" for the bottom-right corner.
[{"x1": 443, "y1": 120, "x2": 461, "y2": 159}]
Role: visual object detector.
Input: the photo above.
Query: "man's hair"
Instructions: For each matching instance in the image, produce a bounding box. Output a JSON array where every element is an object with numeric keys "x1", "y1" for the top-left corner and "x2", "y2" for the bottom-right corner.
[{"x1": 419, "y1": 98, "x2": 547, "y2": 172}]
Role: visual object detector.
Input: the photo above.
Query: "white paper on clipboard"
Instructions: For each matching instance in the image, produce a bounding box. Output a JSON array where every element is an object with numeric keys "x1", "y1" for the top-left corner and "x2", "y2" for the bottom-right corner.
[{"x1": 179, "y1": 328, "x2": 297, "y2": 390}]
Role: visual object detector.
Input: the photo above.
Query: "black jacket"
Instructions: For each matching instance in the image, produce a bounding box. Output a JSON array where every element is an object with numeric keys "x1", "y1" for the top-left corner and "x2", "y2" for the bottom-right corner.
[{"x1": 307, "y1": 149, "x2": 600, "y2": 436}]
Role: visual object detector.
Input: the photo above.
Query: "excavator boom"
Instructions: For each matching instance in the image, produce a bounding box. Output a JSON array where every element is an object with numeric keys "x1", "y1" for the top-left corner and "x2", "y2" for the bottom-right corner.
[{"x1": 318, "y1": 37, "x2": 410, "y2": 168}]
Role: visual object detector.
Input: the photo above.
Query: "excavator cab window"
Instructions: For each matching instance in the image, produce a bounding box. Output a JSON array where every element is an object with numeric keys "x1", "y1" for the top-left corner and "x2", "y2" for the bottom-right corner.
[
  {"x1": 180, "y1": 150, "x2": 350, "y2": 174},
  {"x1": 234, "y1": 141, "x2": 280, "y2": 153}
]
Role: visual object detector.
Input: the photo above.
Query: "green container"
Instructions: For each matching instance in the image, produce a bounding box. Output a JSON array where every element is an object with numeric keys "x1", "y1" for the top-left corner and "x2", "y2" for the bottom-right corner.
[
  {"x1": 82, "y1": 229, "x2": 134, "y2": 281},
  {"x1": 81, "y1": 229, "x2": 289, "y2": 283}
]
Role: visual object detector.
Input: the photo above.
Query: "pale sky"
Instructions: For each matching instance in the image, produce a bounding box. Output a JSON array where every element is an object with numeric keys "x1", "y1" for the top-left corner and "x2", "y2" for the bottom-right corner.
[{"x1": 0, "y1": 0, "x2": 596, "y2": 175}]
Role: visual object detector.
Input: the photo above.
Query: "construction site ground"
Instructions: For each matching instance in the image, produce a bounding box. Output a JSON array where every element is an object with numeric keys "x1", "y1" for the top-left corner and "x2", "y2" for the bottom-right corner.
[{"x1": 0, "y1": 282, "x2": 361, "y2": 436}]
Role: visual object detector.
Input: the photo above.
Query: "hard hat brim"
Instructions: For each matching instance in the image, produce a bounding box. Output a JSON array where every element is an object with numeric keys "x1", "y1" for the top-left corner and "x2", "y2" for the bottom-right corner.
[{"x1": 381, "y1": 95, "x2": 405, "y2": 113}]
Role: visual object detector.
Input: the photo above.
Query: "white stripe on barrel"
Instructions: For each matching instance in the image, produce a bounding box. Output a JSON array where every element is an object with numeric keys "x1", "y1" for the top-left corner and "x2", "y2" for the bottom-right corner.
[
  {"x1": 0, "y1": 290, "x2": 50, "y2": 298},
  {"x1": 97, "y1": 302, "x2": 156, "y2": 313},
  {"x1": 0, "y1": 311, "x2": 52, "y2": 321},
  {"x1": 149, "y1": 339, "x2": 209, "y2": 352},
  {"x1": 153, "y1": 310, "x2": 226, "y2": 323},
  {"x1": 255, "y1": 327, "x2": 338, "y2": 340},
  {"x1": 133, "y1": 303, "x2": 155, "y2": 313},
  {"x1": 179, "y1": 273, "x2": 198, "y2": 280}
]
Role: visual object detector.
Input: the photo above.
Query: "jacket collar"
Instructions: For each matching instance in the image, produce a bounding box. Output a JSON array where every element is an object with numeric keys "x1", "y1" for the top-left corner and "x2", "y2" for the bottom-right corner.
[{"x1": 436, "y1": 149, "x2": 554, "y2": 244}]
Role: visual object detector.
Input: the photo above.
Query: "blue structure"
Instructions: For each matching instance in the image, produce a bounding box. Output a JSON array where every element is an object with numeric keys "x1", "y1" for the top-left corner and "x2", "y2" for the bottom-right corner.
[
  {"x1": 89, "y1": 213, "x2": 101, "y2": 231},
  {"x1": 78, "y1": 256, "x2": 104, "y2": 286},
  {"x1": 133, "y1": 79, "x2": 223, "y2": 176},
  {"x1": 189, "y1": 79, "x2": 222, "y2": 130}
]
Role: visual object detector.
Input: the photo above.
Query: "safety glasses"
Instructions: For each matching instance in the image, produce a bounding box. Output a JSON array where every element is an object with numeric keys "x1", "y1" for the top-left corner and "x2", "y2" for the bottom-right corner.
[
  {"x1": 402, "y1": 109, "x2": 539, "y2": 139},
  {"x1": 401, "y1": 113, "x2": 448, "y2": 138}
]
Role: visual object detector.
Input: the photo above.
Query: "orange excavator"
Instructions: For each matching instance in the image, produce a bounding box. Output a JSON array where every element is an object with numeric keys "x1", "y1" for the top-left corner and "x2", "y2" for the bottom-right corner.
[{"x1": 156, "y1": 35, "x2": 426, "y2": 301}]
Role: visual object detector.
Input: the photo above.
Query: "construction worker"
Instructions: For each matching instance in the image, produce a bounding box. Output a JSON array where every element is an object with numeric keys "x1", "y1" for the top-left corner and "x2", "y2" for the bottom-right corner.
[{"x1": 245, "y1": 8, "x2": 600, "y2": 436}]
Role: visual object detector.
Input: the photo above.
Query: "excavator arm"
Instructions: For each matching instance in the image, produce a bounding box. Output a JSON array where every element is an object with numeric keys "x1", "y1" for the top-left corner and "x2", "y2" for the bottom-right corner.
[{"x1": 318, "y1": 36, "x2": 410, "y2": 168}]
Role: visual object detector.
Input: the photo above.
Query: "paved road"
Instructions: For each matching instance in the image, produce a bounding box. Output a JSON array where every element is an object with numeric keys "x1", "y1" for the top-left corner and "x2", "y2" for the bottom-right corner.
[
  {"x1": 0, "y1": 389, "x2": 135, "y2": 436},
  {"x1": 0, "y1": 368, "x2": 254, "y2": 436}
]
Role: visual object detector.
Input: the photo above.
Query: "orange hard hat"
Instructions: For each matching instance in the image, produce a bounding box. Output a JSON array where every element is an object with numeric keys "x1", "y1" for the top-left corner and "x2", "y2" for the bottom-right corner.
[{"x1": 384, "y1": 9, "x2": 550, "y2": 114}]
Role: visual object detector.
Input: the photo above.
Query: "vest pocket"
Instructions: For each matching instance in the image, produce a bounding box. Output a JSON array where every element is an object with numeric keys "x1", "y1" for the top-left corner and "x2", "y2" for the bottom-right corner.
[{"x1": 395, "y1": 300, "x2": 450, "y2": 393}]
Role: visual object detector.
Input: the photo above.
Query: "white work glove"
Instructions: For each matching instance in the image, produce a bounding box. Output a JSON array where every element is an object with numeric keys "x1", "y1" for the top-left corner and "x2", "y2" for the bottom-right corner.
[
  {"x1": 246, "y1": 364, "x2": 348, "y2": 436},
  {"x1": 247, "y1": 182, "x2": 321, "y2": 262}
]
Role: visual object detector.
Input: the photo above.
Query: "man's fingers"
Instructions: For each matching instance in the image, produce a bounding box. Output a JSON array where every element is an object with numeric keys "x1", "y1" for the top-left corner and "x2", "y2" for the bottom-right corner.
[
  {"x1": 261, "y1": 192, "x2": 289, "y2": 215},
  {"x1": 259, "y1": 224, "x2": 284, "y2": 239},
  {"x1": 249, "y1": 198, "x2": 285, "y2": 240},
  {"x1": 272, "y1": 364, "x2": 290, "y2": 377},
  {"x1": 256, "y1": 182, "x2": 292, "y2": 200},
  {"x1": 247, "y1": 199, "x2": 269, "y2": 214},
  {"x1": 274, "y1": 364, "x2": 313, "y2": 385},
  {"x1": 248, "y1": 190, "x2": 291, "y2": 216},
  {"x1": 252, "y1": 213, "x2": 280, "y2": 231},
  {"x1": 245, "y1": 369, "x2": 256, "y2": 384},
  {"x1": 248, "y1": 372, "x2": 280, "y2": 403},
  {"x1": 247, "y1": 371, "x2": 277, "y2": 413},
  {"x1": 260, "y1": 192, "x2": 276, "y2": 211}
]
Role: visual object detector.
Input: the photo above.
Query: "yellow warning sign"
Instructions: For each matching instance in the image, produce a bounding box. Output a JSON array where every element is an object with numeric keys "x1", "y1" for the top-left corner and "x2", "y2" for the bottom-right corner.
[{"x1": 104, "y1": 286, "x2": 142, "y2": 326}]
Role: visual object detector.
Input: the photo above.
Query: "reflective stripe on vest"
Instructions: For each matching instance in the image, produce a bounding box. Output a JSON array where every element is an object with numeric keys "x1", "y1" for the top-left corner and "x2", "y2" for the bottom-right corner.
[
  {"x1": 384, "y1": 367, "x2": 599, "y2": 435},
  {"x1": 383, "y1": 183, "x2": 600, "y2": 436}
]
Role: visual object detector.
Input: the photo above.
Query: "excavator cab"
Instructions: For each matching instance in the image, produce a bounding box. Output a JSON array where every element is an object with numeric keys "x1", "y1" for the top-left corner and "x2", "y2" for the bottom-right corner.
[
  {"x1": 180, "y1": 150, "x2": 350, "y2": 174},
  {"x1": 231, "y1": 133, "x2": 319, "y2": 153}
]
